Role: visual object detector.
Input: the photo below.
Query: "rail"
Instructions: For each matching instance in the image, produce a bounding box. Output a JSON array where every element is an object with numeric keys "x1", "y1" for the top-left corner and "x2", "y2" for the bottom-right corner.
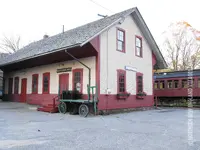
[{"x1": 53, "y1": 95, "x2": 59, "y2": 109}]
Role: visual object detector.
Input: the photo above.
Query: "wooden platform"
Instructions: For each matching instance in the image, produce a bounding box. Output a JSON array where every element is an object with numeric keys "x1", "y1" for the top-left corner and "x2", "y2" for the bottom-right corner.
[{"x1": 59, "y1": 99, "x2": 97, "y2": 103}]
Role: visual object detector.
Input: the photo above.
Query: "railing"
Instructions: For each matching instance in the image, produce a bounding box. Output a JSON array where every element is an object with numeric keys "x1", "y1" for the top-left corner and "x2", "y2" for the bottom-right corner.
[{"x1": 53, "y1": 95, "x2": 59, "y2": 109}]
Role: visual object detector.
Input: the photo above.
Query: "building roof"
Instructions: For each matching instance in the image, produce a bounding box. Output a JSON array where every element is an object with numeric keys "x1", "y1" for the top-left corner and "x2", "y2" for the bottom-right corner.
[
  {"x1": 0, "y1": 7, "x2": 167, "y2": 69},
  {"x1": 0, "y1": 53, "x2": 8, "y2": 73}
]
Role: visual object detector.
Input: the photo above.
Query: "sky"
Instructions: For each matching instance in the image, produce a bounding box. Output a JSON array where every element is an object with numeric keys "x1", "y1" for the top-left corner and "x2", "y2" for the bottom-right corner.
[{"x1": 0, "y1": 0, "x2": 199, "y2": 52}]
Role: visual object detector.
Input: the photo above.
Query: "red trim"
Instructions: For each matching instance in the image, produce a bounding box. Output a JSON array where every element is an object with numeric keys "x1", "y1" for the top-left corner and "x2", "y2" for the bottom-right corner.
[
  {"x1": 117, "y1": 69, "x2": 126, "y2": 93},
  {"x1": 4, "y1": 93, "x2": 89, "y2": 105},
  {"x1": 72, "y1": 68, "x2": 83, "y2": 93},
  {"x1": 8, "y1": 78, "x2": 13, "y2": 94},
  {"x1": 32, "y1": 74, "x2": 39, "y2": 94},
  {"x1": 14, "y1": 77, "x2": 19, "y2": 94},
  {"x1": 152, "y1": 53, "x2": 155, "y2": 105},
  {"x1": 135, "y1": 35, "x2": 143, "y2": 58},
  {"x1": 116, "y1": 28, "x2": 126, "y2": 53},
  {"x1": 136, "y1": 72, "x2": 143, "y2": 93},
  {"x1": 42, "y1": 72, "x2": 50, "y2": 94},
  {"x1": 98, "y1": 94, "x2": 153, "y2": 110},
  {"x1": 89, "y1": 36, "x2": 100, "y2": 97},
  {"x1": 152, "y1": 52, "x2": 156, "y2": 66},
  {"x1": 91, "y1": 36, "x2": 101, "y2": 101}
]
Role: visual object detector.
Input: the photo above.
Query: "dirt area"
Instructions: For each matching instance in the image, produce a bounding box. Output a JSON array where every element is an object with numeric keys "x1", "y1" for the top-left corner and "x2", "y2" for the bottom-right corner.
[{"x1": 0, "y1": 102, "x2": 200, "y2": 150}]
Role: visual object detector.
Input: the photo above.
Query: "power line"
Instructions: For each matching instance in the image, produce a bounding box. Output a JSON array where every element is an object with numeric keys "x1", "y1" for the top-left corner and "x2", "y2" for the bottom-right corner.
[{"x1": 89, "y1": 0, "x2": 114, "y2": 13}]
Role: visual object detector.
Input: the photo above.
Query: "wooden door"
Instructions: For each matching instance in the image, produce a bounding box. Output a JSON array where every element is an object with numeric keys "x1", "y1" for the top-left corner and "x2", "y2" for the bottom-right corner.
[
  {"x1": 59, "y1": 74, "x2": 69, "y2": 94},
  {"x1": 21, "y1": 78, "x2": 27, "y2": 103}
]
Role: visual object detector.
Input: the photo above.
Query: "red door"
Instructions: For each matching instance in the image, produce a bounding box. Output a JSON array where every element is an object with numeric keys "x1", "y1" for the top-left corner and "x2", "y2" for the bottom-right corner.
[
  {"x1": 21, "y1": 78, "x2": 27, "y2": 103},
  {"x1": 59, "y1": 74, "x2": 69, "y2": 94}
]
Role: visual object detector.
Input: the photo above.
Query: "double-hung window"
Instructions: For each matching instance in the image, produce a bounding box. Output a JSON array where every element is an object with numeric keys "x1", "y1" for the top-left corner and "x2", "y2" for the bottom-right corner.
[
  {"x1": 136, "y1": 73, "x2": 143, "y2": 93},
  {"x1": 43, "y1": 72, "x2": 50, "y2": 94},
  {"x1": 117, "y1": 29, "x2": 125, "y2": 52},
  {"x1": 135, "y1": 36, "x2": 142, "y2": 57},
  {"x1": 117, "y1": 70, "x2": 126, "y2": 93},
  {"x1": 14, "y1": 77, "x2": 19, "y2": 94},
  {"x1": 72, "y1": 69, "x2": 83, "y2": 93},
  {"x1": 32, "y1": 74, "x2": 38, "y2": 94},
  {"x1": 8, "y1": 78, "x2": 13, "y2": 94}
]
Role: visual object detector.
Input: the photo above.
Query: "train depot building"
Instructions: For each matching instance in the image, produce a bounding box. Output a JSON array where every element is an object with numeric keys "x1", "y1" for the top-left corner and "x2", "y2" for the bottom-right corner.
[{"x1": 0, "y1": 7, "x2": 166, "y2": 114}]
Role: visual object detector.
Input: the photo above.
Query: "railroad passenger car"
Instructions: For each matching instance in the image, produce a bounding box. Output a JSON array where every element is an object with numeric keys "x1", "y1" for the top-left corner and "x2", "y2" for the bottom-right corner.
[
  {"x1": 154, "y1": 69, "x2": 200, "y2": 105},
  {"x1": 0, "y1": 71, "x2": 3, "y2": 99}
]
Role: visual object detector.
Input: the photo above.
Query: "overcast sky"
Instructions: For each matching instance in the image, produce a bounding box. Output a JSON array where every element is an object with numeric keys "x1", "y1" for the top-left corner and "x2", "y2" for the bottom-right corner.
[{"x1": 0, "y1": 0, "x2": 199, "y2": 52}]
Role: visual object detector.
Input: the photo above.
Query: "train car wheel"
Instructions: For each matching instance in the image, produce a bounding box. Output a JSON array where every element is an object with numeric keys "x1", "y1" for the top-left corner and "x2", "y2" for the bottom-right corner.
[
  {"x1": 58, "y1": 102, "x2": 67, "y2": 114},
  {"x1": 79, "y1": 104, "x2": 89, "y2": 117}
]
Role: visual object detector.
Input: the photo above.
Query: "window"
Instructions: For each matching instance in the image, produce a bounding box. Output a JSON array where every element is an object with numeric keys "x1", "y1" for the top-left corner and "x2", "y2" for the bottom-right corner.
[
  {"x1": 8, "y1": 78, "x2": 13, "y2": 94},
  {"x1": 167, "y1": 80, "x2": 173, "y2": 88},
  {"x1": 43, "y1": 72, "x2": 50, "y2": 94},
  {"x1": 117, "y1": 28, "x2": 125, "y2": 52},
  {"x1": 182, "y1": 79, "x2": 187, "y2": 88},
  {"x1": 188, "y1": 79, "x2": 194, "y2": 88},
  {"x1": 32, "y1": 74, "x2": 38, "y2": 94},
  {"x1": 72, "y1": 69, "x2": 83, "y2": 93},
  {"x1": 174, "y1": 80, "x2": 179, "y2": 88},
  {"x1": 159, "y1": 80, "x2": 165, "y2": 89},
  {"x1": 136, "y1": 73, "x2": 143, "y2": 93},
  {"x1": 14, "y1": 77, "x2": 19, "y2": 94},
  {"x1": 198, "y1": 78, "x2": 200, "y2": 88},
  {"x1": 135, "y1": 36, "x2": 142, "y2": 57},
  {"x1": 154, "y1": 81, "x2": 158, "y2": 89},
  {"x1": 117, "y1": 70, "x2": 126, "y2": 93}
]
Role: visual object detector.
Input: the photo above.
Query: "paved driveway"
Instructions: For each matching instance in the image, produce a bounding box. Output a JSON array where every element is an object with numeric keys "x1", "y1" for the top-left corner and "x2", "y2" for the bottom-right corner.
[{"x1": 0, "y1": 102, "x2": 200, "y2": 150}]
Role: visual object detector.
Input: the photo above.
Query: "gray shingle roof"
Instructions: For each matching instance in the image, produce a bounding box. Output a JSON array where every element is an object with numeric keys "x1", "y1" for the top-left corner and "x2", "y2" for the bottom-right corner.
[
  {"x1": 0, "y1": 7, "x2": 135, "y2": 66},
  {"x1": 0, "y1": 53, "x2": 8, "y2": 72},
  {"x1": 0, "y1": 7, "x2": 167, "y2": 69}
]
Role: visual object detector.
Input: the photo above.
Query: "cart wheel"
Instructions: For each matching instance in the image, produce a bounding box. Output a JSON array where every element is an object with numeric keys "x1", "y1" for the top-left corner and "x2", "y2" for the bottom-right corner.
[
  {"x1": 79, "y1": 104, "x2": 89, "y2": 117},
  {"x1": 58, "y1": 102, "x2": 67, "y2": 114}
]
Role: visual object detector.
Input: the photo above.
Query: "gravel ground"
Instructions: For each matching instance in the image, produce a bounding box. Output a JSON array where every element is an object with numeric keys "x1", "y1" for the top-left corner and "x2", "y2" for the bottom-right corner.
[{"x1": 0, "y1": 102, "x2": 200, "y2": 150}]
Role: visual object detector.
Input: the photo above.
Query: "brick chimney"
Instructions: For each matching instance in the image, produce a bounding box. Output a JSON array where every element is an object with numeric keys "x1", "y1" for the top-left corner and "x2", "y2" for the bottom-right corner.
[{"x1": 43, "y1": 34, "x2": 49, "y2": 39}]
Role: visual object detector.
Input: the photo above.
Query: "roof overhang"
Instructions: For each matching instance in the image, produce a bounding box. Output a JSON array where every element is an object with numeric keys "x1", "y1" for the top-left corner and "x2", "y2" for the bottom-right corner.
[{"x1": 0, "y1": 43, "x2": 81, "y2": 68}]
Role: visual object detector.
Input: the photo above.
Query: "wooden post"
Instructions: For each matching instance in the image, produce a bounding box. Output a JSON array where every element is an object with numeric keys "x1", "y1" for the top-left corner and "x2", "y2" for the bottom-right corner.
[{"x1": 53, "y1": 98, "x2": 55, "y2": 109}]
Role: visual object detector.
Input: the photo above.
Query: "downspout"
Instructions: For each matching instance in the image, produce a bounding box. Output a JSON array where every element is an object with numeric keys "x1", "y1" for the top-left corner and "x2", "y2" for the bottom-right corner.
[{"x1": 65, "y1": 50, "x2": 91, "y2": 100}]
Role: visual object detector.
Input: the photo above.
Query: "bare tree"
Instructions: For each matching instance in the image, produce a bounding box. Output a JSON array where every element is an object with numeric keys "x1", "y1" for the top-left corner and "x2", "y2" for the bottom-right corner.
[
  {"x1": 162, "y1": 22, "x2": 200, "y2": 70},
  {"x1": 0, "y1": 35, "x2": 21, "y2": 54}
]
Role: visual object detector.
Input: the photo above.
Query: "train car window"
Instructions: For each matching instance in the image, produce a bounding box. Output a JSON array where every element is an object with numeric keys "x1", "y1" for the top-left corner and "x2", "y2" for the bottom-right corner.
[
  {"x1": 198, "y1": 79, "x2": 200, "y2": 88},
  {"x1": 182, "y1": 79, "x2": 187, "y2": 88},
  {"x1": 174, "y1": 80, "x2": 179, "y2": 88},
  {"x1": 167, "y1": 80, "x2": 173, "y2": 88},
  {"x1": 154, "y1": 81, "x2": 158, "y2": 89},
  {"x1": 188, "y1": 79, "x2": 194, "y2": 88},
  {"x1": 159, "y1": 80, "x2": 165, "y2": 89}
]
